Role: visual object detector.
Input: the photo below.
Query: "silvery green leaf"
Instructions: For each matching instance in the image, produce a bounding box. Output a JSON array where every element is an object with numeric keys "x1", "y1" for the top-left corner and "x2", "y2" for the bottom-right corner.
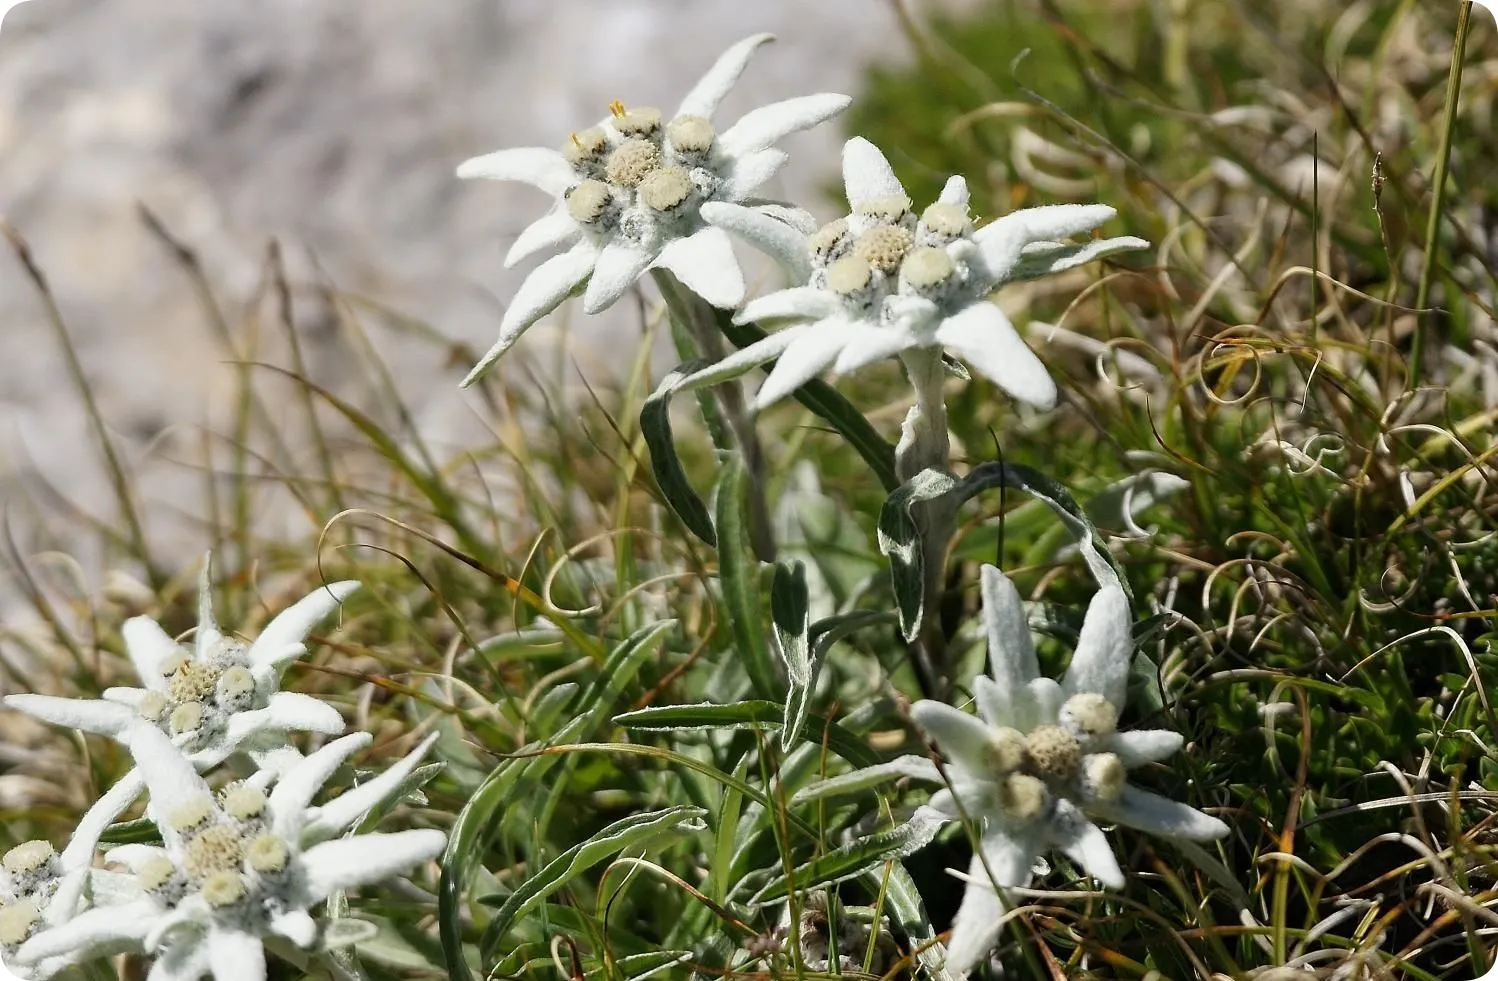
[
  {"x1": 772, "y1": 561, "x2": 813, "y2": 748},
  {"x1": 750, "y1": 807, "x2": 946, "y2": 905},
  {"x1": 791, "y1": 756, "x2": 944, "y2": 806},
  {"x1": 641, "y1": 358, "x2": 720, "y2": 547},
  {"x1": 479, "y1": 806, "x2": 708, "y2": 958}
]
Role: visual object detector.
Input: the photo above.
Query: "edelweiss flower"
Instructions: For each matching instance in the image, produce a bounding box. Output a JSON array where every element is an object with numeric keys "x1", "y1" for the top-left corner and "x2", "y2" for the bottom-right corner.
[
  {"x1": 15, "y1": 725, "x2": 445, "y2": 981},
  {"x1": 455, "y1": 33, "x2": 850, "y2": 385},
  {"x1": 683, "y1": 137, "x2": 1149, "y2": 410},
  {"x1": 0, "y1": 780, "x2": 143, "y2": 980},
  {"x1": 909, "y1": 566, "x2": 1227, "y2": 977},
  {"x1": 4, "y1": 559, "x2": 358, "y2": 783}
]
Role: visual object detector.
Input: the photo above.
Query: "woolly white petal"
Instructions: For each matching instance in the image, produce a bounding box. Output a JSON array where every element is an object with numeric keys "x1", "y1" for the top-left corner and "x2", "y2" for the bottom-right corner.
[
  {"x1": 974, "y1": 203, "x2": 1118, "y2": 248},
  {"x1": 718, "y1": 93, "x2": 851, "y2": 156},
  {"x1": 207, "y1": 928, "x2": 266, "y2": 981},
  {"x1": 979, "y1": 565, "x2": 1040, "y2": 723},
  {"x1": 676, "y1": 33, "x2": 774, "y2": 119},
  {"x1": 229, "y1": 692, "x2": 346, "y2": 744},
  {"x1": 753, "y1": 319, "x2": 858, "y2": 409},
  {"x1": 456, "y1": 147, "x2": 575, "y2": 196},
  {"x1": 304, "y1": 732, "x2": 441, "y2": 840},
  {"x1": 842, "y1": 137, "x2": 905, "y2": 208},
  {"x1": 943, "y1": 853, "x2": 1006, "y2": 978},
  {"x1": 910, "y1": 701, "x2": 993, "y2": 778},
  {"x1": 63, "y1": 767, "x2": 146, "y2": 868},
  {"x1": 4, "y1": 694, "x2": 136, "y2": 737},
  {"x1": 652, "y1": 226, "x2": 745, "y2": 308},
  {"x1": 268, "y1": 910, "x2": 318, "y2": 948},
  {"x1": 1011, "y1": 235, "x2": 1149, "y2": 282},
  {"x1": 16, "y1": 899, "x2": 158, "y2": 964},
  {"x1": 1025, "y1": 677, "x2": 1064, "y2": 729},
  {"x1": 462, "y1": 242, "x2": 598, "y2": 387},
  {"x1": 1091, "y1": 786, "x2": 1229, "y2": 841},
  {"x1": 928, "y1": 776, "x2": 994, "y2": 820},
  {"x1": 582, "y1": 240, "x2": 653, "y2": 314},
  {"x1": 933, "y1": 302, "x2": 1057, "y2": 409},
  {"x1": 1061, "y1": 585, "x2": 1132, "y2": 707},
  {"x1": 504, "y1": 207, "x2": 581, "y2": 269},
  {"x1": 129, "y1": 724, "x2": 211, "y2": 815},
  {"x1": 979, "y1": 826, "x2": 1043, "y2": 888},
  {"x1": 102, "y1": 843, "x2": 170, "y2": 872},
  {"x1": 938, "y1": 175, "x2": 971, "y2": 206},
  {"x1": 102, "y1": 687, "x2": 146, "y2": 706},
  {"x1": 147, "y1": 938, "x2": 211, "y2": 981},
  {"x1": 1054, "y1": 803, "x2": 1124, "y2": 888},
  {"x1": 830, "y1": 327, "x2": 913, "y2": 375},
  {"x1": 750, "y1": 203, "x2": 818, "y2": 235},
  {"x1": 270, "y1": 732, "x2": 375, "y2": 836},
  {"x1": 86, "y1": 868, "x2": 146, "y2": 907},
  {"x1": 719, "y1": 148, "x2": 788, "y2": 201},
  {"x1": 194, "y1": 556, "x2": 224, "y2": 661},
  {"x1": 700, "y1": 201, "x2": 812, "y2": 283},
  {"x1": 247, "y1": 581, "x2": 360, "y2": 672},
  {"x1": 737, "y1": 288, "x2": 842, "y2": 324},
  {"x1": 298, "y1": 829, "x2": 446, "y2": 902},
  {"x1": 121, "y1": 617, "x2": 179, "y2": 690},
  {"x1": 677, "y1": 326, "x2": 805, "y2": 392},
  {"x1": 42, "y1": 866, "x2": 90, "y2": 928},
  {"x1": 1106, "y1": 729, "x2": 1185, "y2": 767},
  {"x1": 974, "y1": 204, "x2": 1119, "y2": 283}
]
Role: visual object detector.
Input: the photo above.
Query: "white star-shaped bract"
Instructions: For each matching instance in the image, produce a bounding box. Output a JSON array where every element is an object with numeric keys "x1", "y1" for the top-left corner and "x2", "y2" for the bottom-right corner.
[
  {"x1": 0, "y1": 780, "x2": 145, "y2": 980},
  {"x1": 908, "y1": 566, "x2": 1227, "y2": 977},
  {"x1": 4, "y1": 558, "x2": 359, "y2": 811},
  {"x1": 680, "y1": 137, "x2": 1149, "y2": 410},
  {"x1": 14, "y1": 725, "x2": 445, "y2": 981},
  {"x1": 455, "y1": 33, "x2": 850, "y2": 386}
]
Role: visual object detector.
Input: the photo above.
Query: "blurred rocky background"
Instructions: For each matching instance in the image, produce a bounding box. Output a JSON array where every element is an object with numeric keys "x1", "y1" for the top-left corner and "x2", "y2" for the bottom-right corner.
[{"x1": 0, "y1": 0, "x2": 950, "y2": 591}]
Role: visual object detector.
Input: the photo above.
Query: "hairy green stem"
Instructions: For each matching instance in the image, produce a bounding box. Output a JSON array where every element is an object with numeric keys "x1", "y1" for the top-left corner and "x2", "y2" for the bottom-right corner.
[
  {"x1": 896, "y1": 349, "x2": 952, "y2": 695},
  {"x1": 652, "y1": 269, "x2": 776, "y2": 563},
  {"x1": 1408, "y1": 1, "x2": 1472, "y2": 387}
]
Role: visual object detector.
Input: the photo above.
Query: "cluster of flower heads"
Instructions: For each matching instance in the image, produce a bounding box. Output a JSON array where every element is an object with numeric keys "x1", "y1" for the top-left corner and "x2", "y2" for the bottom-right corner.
[
  {"x1": 904, "y1": 567, "x2": 1228, "y2": 975},
  {"x1": 455, "y1": 33, "x2": 849, "y2": 385},
  {"x1": 454, "y1": 32, "x2": 1226, "y2": 981},
  {"x1": 0, "y1": 559, "x2": 446, "y2": 980}
]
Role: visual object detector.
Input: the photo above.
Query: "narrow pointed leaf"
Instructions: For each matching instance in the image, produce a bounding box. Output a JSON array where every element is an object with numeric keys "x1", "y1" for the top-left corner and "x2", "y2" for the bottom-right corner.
[{"x1": 716, "y1": 454, "x2": 781, "y2": 698}]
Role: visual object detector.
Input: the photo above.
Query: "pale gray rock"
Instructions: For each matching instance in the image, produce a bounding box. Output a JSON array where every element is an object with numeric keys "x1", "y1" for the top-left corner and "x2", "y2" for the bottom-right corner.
[{"x1": 0, "y1": 0, "x2": 947, "y2": 598}]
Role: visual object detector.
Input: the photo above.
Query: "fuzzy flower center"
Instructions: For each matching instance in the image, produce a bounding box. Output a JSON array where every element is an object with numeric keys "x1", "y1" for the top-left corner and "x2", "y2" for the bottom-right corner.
[
  {"x1": 563, "y1": 127, "x2": 610, "y2": 169},
  {"x1": 245, "y1": 835, "x2": 291, "y2": 876},
  {"x1": 997, "y1": 773, "x2": 1050, "y2": 822},
  {"x1": 1083, "y1": 753, "x2": 1127, "y2": 803},
  {"x1": 853, "y1": 225, "x2": 914, "y2": 273},
  {"x1": 201, "y1": 871, "x2": 248, "y2": 909},
  {"x1": 1025, "y1": 725, "x2": 1084, "y2": 782},
  {"x1": 606, "y1": 139, "x2": 662, "y2": 188},
  {"x1": 566, "y1": 180, "x2": 614, "y2": 224},
  {"x1": 183, "y1": 826, "x2": 245, "y2": 882},
  {"x1": 639, "y1": 166, "x2": 694, "y2": 213},
  {"x1": 919, "y1": 202, "x2": 971, "y2": 243},
  {"x1": 1060, "y1": 693, "x2": 1119, "y2": 741},
  {"x1": 0, "y1": 898, "x2": 41, "y2": 947},
  {"x1": 825, "y1": 255, "x2": 875, "y2": 297},
  {"x1": 137, "y1": 856, "x2": 180, "y2": 895},
  {"x1": 612, "y1": 104, "x2": 662, "y2": 138},
  {"x1": 168, "y1": 795, "x2": 218, "y2": 836},
  {"x1": 2, "y1": 840, "x2": 56, "y2": 880},
  {"x1": 666, "y1": 115, "x2": 714, "y2": 155},
  {"x1": 166, "y1": 660, "x2": 221, "y2": 704},
  {"x1": 221, "y1": 783, "x2": 269, "y2": 823},
  {"x1": 808, "y1": 219, "x2": 850, "y2": 264},
  {"x1": 901, "y1": 246, "x2": 956, "y2": 293},
  {"x1": 855, "y1": 194, "x2": 913, "y2": 224}
]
